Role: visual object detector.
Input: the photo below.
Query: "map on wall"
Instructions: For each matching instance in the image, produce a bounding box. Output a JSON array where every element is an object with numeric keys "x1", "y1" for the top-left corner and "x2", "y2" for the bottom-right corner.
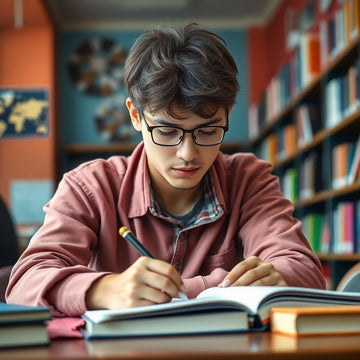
[{"x1": 0, "y1": 88, "x2": 49, "y2": 139}]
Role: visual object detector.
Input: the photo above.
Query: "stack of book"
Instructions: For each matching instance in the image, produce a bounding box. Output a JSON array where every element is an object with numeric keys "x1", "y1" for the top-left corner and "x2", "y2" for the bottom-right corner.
[{"x1": 0, "y1": 302, "x2": 51, "y2": 348}]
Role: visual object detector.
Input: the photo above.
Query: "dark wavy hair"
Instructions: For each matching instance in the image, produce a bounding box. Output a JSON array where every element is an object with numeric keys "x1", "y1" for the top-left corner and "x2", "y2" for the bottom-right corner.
[{"x1": 124, "y1": 23, "x2": 239, "y2": 119}]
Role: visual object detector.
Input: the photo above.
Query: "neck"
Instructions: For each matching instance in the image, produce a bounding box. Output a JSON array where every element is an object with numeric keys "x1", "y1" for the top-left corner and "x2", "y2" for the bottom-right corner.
[{"x1": 152, "y1": 181, "x2": 203, "y2": 216}]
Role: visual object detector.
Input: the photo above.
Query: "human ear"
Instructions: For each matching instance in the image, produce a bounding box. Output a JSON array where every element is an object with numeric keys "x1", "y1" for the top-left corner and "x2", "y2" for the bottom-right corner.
[{"x1": 126, "y1": 97, "x2": 142, "y2": 132}]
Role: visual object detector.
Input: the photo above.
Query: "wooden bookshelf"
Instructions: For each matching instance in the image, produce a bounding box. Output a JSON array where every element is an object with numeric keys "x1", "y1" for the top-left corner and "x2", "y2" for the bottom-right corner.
[
  {"x1": 295, "y1": 181, "x2": 360, "y2": 207},
  {"x1": 248, "y1": 0, "x2": 360, "y2": 289},
  {"x1": 248, "y1": 34, "x2": 360, "y2": 148}
]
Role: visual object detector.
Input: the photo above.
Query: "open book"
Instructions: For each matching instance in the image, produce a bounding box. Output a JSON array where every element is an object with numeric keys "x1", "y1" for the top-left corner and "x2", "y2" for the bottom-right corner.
[{"x1": 81, "y1": 286, "x2": 360, "y2": 338}]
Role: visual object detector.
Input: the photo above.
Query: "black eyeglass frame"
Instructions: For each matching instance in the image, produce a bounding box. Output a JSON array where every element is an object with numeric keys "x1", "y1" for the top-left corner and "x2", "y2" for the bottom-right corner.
[{"x1": 140, "y1": 110, "x2": 229, "y2": 147}]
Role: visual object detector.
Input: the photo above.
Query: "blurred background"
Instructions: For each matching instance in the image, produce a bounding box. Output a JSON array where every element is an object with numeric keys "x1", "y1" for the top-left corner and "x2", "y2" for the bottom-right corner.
[
  {"x1": 0, "y1": 0, "x2": 282, "y2": 230},
  {"x1": 3, "y1": 0, "x2": 360, "y2": 293}
]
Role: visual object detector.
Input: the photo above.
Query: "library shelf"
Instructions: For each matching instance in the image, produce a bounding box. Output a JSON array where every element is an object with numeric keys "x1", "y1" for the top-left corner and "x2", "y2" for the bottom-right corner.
[
  {"x1": 248, "y1": 0, "x2": 360, "y2": 289},
  {"x1": 295, "y1": 181, "x2": 360, "y2": 208},
  {"x1": 318, "y1": 253, "x2": 360, "y2": 262},
  {"x1": 248, "y1": 33, "x2": 360, "y2": 149}
]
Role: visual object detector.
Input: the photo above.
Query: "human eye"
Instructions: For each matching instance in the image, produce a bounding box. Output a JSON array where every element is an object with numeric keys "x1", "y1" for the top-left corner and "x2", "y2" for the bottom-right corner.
[
  {"x1": 196, "y1": 127, "x2": 219, "y2": 136},
  {"x1": 156, "y1": 127, "x2": 180, "y2": 137}
]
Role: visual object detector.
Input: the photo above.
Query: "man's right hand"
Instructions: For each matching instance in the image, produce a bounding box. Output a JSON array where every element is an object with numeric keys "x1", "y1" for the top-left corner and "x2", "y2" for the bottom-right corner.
[{"x1": 85, "y1": 256, "x2": 186, "y2": 310}]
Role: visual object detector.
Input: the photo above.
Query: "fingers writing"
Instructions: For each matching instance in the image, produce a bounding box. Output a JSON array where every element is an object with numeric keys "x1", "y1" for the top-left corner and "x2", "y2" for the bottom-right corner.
[{"x1": 86, "y1": 256, "x2": 186, "y2": 310}]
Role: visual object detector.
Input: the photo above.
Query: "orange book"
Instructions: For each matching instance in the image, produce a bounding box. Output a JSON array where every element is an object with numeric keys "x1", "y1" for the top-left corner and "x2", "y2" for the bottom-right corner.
[
  {"x1": 284, "y1": 123, "x2": 296, "y2": 157},
  {"x1": 348, "y1": 65, "x2": 357, "y2": 112},
  {"x1": 307, "y1": 33, "x2": 321, "y2": 76},
  {"x1": 344, "y1": 0, "x2": 351, "y2": 44},
  {"x1": 271, "y1": 306, "x2": 360, "y2": 337},
  {"x1": 350, "y1": 0, "x2": 360, "y2": 38},
  {"x1": 332, "y1": 143, "x2": 348, "y2": 188},
  {"x1": 267, "y1": 133, "x2": 278, "y2": 165}
]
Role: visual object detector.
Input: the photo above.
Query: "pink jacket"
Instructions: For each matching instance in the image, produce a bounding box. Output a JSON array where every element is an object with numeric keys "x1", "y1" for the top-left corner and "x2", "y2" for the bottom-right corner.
[{"x1": 6, "y1": 143, "x2": 325, "y2": 316}]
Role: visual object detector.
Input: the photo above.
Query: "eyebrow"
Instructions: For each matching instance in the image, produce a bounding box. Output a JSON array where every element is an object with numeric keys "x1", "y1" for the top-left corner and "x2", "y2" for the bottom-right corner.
[{"x1": 148, "y1": 116, "x2": 225, "y2": 127}]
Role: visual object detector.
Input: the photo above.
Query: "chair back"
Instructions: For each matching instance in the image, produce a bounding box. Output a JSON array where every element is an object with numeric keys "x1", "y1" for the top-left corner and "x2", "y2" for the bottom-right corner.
[
  {"x1": 0, "y1": 195, "x2": 19, "y2": 267},
  {"x1": 0, "y1": 265, "x2": 12, "y2": 302},
  {"x1": 337, "y1": 263, "x2": 360, "y2": 292}
]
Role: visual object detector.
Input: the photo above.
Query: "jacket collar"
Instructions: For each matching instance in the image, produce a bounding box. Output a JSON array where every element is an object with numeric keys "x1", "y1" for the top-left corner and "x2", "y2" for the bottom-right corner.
[{"x1": 121, "y1": 142, "x2": 228, "y2": 219}]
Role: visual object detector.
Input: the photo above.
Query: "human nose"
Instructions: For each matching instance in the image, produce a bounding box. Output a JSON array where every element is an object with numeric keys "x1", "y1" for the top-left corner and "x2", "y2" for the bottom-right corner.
[{"x1": 176, "y1": 132, "x2": 198, "y2": 161}]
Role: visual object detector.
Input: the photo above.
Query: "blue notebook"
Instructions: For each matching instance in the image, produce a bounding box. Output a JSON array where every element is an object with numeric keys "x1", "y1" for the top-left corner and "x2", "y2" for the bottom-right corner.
[{"x1": 0, "y1": 302, "x2": 51, "y2": 325}]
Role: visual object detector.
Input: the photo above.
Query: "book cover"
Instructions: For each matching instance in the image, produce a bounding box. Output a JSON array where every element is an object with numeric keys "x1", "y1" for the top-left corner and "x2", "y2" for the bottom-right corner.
[
  {"x1": 271, "y1": 305, "x2": 360, "y2": 337},
  {"x1": 0, "y1": 302, "x2": 51, "y2": 325}
]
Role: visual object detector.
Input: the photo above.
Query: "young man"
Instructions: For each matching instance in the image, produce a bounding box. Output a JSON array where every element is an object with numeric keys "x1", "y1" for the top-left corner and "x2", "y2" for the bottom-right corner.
[{"x1": 6, "y1": 24, "x2": 325, "y2": 316}]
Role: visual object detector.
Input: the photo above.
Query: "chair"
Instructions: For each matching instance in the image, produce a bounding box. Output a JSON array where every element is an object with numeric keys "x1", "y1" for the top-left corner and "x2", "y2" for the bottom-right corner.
[
  {"x1": 0, "y1": 195, "x2": 19, "y2": 267},
  {"x1": 0, "y1": 265, "x2": 12, "y2": 302},
  {"x1": 336, "y1": 263, "x2": 360, "y2": 292}
]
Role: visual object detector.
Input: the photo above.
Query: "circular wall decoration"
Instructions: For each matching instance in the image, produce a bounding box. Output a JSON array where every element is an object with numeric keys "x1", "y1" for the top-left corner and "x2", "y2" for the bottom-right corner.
[
  {"x1": 67, "y1": 37, "x2": 127, "y2": 96},
  {"x1": 319, "y1": 0, "x2": 333, "y2": 13},
  {"x1": 94, "y1": 94, "x2": 137, "y2": 142}
]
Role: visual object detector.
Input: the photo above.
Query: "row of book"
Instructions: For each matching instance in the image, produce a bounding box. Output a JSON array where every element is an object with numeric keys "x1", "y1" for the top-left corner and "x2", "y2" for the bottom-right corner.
[
  {"x1": 258, "y1": 101, "x2": 323, "y2": 164},
  {"x1": 320, "y1": 0, "x2": 360, "y2": 67},
  {"x1": 332, "y1": 136, "x2": 360, "y2": 189},
  {"x1": 295, "y1": 102, "x2": 322, "y2": 147},
  {"x1": 254, "y1": 53, "x2": 359, "y2": 162},
  {"x1": 325, "y1": 58, "x2": 360, "y2": 129},
  {"x1": 300, "y1": 150, "x2": 324, "y2": 199},
  {"x1": 258, "y1": 123, "x2": 316, "y2": 166},
  {"x1": 248, "y1": 0, "x2": 360, "y2": 140},
  {"x1": 301, "y1": 199, "x2": 360, "y2": 256},
  {"x1": 258, "y1": 100, "x2": 359, "y2": 171},
  {"x1": 248, "y1": 29, "x2": 322, "y2": 137},
  {"x1": 333, "y1": 200, "x2": 360, "y2": 254},
  {"x1": 254, "y1": 59, "x2": 359, "y2": 174},
  {"x1": 280, "y1": 138, "x2": 360, "y2": 203}
]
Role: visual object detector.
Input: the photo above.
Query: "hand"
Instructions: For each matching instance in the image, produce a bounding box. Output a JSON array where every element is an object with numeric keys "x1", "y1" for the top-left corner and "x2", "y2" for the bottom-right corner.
[
  {"x1": 218, "y1": 256, "x2": 287, "y2": 288},
  {"x1": 86, "y1": 257, "x2": 186, "y2": 310}
]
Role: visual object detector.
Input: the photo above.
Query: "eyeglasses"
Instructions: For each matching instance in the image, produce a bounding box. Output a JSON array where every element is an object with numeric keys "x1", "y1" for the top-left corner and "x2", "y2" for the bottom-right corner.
[{"x1": 141, "y1": 112, "x2": 228, "y2": 147}]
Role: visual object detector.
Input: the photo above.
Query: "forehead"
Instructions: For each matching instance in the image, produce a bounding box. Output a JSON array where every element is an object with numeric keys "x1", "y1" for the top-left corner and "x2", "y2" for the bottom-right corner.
[{"x1": 146, "y1": 105, "x2": 226, "y2": 122}]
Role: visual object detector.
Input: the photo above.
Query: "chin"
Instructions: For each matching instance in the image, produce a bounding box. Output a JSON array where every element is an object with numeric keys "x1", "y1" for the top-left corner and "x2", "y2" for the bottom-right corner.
[{"x1": 170, "y1": 180, "x2": 202, "y2": 191}]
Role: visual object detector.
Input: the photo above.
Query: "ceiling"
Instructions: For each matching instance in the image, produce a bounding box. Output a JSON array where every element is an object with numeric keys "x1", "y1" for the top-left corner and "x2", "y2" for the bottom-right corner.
[{"x1": 44, "y1": 0, "x2": 282, "y2": 30}]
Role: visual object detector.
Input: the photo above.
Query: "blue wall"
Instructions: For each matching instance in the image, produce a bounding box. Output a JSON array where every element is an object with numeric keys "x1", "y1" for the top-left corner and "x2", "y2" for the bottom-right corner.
[{"x1": 59, "y1": 28, "x2": 248, "y2": 146}]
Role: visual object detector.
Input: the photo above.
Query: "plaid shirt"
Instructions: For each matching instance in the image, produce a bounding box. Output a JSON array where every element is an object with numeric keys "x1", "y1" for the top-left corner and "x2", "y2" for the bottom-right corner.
[{"x1": 149, "y1": 172, "x2": 224, "y2": 238}]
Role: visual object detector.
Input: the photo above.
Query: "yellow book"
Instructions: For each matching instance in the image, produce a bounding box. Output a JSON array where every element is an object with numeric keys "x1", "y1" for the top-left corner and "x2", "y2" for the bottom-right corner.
[{"x1": 271, "y1": 306, "x2": 360, "y2": 337}]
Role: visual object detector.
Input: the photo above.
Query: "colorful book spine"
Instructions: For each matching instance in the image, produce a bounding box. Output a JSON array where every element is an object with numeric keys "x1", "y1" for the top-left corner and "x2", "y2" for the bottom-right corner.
[{"x1": 333, "y1": 201, "x2": 356, "y2": 254}]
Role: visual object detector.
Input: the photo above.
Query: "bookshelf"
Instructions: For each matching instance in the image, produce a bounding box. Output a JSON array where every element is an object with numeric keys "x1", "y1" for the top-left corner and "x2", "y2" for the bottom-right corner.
[{"x1": 248, "y1": 0, "x2": 360, "y2": 289}]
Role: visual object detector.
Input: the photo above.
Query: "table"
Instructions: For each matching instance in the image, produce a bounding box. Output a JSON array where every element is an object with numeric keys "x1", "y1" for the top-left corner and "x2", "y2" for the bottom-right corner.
[{"x1": 1, "y1": 331, "x2": 360, "y2": 360}]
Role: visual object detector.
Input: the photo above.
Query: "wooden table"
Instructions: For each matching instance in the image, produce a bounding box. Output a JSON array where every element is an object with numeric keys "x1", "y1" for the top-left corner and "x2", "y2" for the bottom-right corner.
[{"x1": 1, "y1": 331, "x2": 360, "y2": 359}]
